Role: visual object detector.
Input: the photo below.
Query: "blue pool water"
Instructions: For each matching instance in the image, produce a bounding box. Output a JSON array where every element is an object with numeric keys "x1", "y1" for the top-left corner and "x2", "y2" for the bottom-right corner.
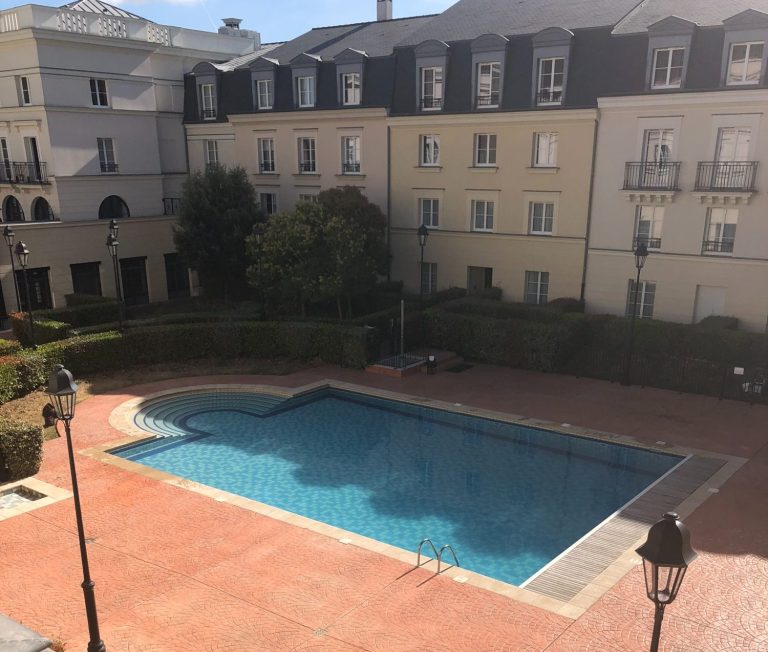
[{"x1": 115, "y1": 389, "x2": 682, "y2": 585}]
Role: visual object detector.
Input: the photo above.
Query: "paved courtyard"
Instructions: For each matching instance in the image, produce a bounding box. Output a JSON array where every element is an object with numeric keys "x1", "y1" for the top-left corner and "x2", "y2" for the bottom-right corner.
[{"x1": 0, "y1": 364, "x2": 766, "y2": 651}]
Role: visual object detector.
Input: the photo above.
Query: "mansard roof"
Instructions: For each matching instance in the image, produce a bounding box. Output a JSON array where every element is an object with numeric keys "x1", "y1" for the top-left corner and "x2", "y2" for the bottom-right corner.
[{"x1": 60, "y1": 0, "x2": 146, "y2": 21}]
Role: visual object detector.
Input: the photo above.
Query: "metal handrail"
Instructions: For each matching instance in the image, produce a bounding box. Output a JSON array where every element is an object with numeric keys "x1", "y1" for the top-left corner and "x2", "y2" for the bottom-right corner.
[
  {"x1": 695, "y1": 161, "x2": 757, "y2": 192},
  {"x1": 416, "y1": 538, "x2": 439, "y2": 568},
  {"x1": 623, "y1": 162, "x2": 681, "y2": 191},
  {"x1": 437, "y1": 544, "x2": 460, "y2": 574}
]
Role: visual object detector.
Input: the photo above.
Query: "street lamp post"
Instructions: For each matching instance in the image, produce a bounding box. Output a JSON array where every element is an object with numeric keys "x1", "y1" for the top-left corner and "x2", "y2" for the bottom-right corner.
[
  {"x1": 636, "y1": 512, "x2": 697, "y2": 652},
  {"x1": 417, "y1": 224, "x2": 429, "y2": 310},
  {"x1": 105, "y1": 230, "x2": 123, "y2": 331},
  {"x1": 14, "y1": 241, "x2": 35, "y2": 348},
  {"x1": 3, "y1": 225, "x2": 21, "y2": 312},
  {"x1": 622, "y1": 241, "x2": 649, "y2": 386},
  {"x1": 252, "y1": 222, "x2": 265, "y2": 320},
  {"x1": 47, "y1": 365, "x2": 107, "y2": 652}
]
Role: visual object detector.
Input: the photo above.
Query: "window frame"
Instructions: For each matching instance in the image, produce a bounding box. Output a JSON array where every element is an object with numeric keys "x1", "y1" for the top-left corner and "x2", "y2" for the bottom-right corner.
[
  {"x1": 727, "y1": 41, "x2": 764, "y2": 86},
  {"x1": 476, "y1": 62, "x2": 501, "y2": 108},
  {"x1": 256, "y1": 78, "x2": 273, "y2": 109},
  {"x1": 297, "y1": 136, "x2": 317, "y2": 173},
  {"x1": 524, "y1": 271, "x2": 549, "y2": 305},
  {"x1": 537, "y1": 57, "x2": 564, "y2": 105},
  {"x1": 420, "y1": 66, "x2": 443, "y2": 110},
  {"x1": 419, "y1": 198, "x2": 439, "y2": 228},
  {"x1": 258, "y1": 137, "x2": 275, "y2": 173},
  {"x1": 341, "y1": 135, "x2": 361, "y2": 174},
  {"x1": 529, "y1": 201, "x2": 555, "y2": 235},
  {"x1": 471, "y1": 199, "x2": 495, "y2": 232},
  {"x1": 296, "y1": 75, "x2": 315, "y2": 108},
  {"x1": 204, "y1": 139, "x2": 218, "y2": 167},
  {"x1": 420, "y1": 261, "x2": 437, "y2": 295},
  {"x1": 420, "y1": 134, "x2": 440, "y2": 166},
  {"x1": 634, "y1": 205, "x2": 664, "y2": 250},
  {"x1": 704, "y1": 207, "x2": 738, "y2": 255},
  {"x1": 200, "y1": 83, "x2": 216, "y2": 119},
  {"x1": 20, "y1": 76, "x2": 31, "y2": 105},
  {"x1": 626, "y1": 279, "x2": 656, "y2": 319},
  {"x1": 259, "y1": 192, "x2": 278, "y2": 215},
  {"x1": 97, "y1": 137, "x2": 117, "y2": 173},
  {"x1": 651, "y1": 47, "x2": 685, "y2": 89},
  {"x1": 90, "y1": 78, "x2": 109, "y2": 107},
  {"x1": 534, "y1": 132, "x2": 558, "y2": 167},
  {"x1": 341, "y1": 72, "x2": 361, "y2": 106},
  {"x1": 474, "y1": 133, "x2": 497, "y2": 166}
]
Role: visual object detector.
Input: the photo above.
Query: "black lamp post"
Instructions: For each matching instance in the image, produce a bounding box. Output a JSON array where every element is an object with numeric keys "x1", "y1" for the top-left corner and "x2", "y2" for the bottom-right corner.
[
  {"x1": 105, "y1": 232, "x2": 123, "y2": 330},
  {"x1": 14, "y1": 240, "x2": 35, "y2": 348},
  {"x1": 417, "y1": 224, "x2": 429, "y2": 309},
  {"x1": 623, "y1": 241, "x2": 649, "y2": 386},
  {"x1": 3, "y1": 225, "x2": 21, "y2": 312},
  {"x1": 47, "y1": 365, "x2": 107, "y2": 652},
  {"x1": 636, "y1": 512, "x2": 697, "y2": 652},
  {"x1": 252, "y1": 222, "x2": 266, "y2": 320}
]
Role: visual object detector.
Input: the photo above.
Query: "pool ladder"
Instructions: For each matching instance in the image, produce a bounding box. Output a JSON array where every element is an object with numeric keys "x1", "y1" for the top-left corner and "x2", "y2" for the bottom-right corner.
[{"x1": 416, "y1": 538, "x2": 460, "y2": 574}]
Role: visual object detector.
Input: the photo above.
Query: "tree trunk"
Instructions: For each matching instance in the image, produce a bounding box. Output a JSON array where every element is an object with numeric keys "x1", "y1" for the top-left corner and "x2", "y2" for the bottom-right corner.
[
  {"x1": 346, "y1": 294, "x2": 353, "y2": 319},
  {"x1": 336, "y1": 296, "x2": 344, "y2": 321}
]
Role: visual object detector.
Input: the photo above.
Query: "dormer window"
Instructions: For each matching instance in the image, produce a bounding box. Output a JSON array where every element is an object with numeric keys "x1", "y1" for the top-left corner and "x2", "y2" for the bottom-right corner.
[
  {"x1": 652, "y1": 48, "x2": 684, "y2": 88},
  {"x1": 342, "y1": 72, "x2": 361, "y2": 105},
  {"x1": 728, "y1": 42, "x2": 764, "y2": 85},
  {"x1": 537, "y1": 57, "x2": 564, "y2": 105},
  {"x1": 296, "y1": 76, "x2": 315, "y2": 108},
  {"x1": 421, "y1": 67, "x2": 443, "y2": 110},
  {"x1": 256, "y1": 79, "x2": 273, "y2": 109},
  {"x1": 200, "y1": 83, "x2": 216, "y2": 119},
  {"x1": 476, "y1": 63, "x2": 500, "y2": 107}
]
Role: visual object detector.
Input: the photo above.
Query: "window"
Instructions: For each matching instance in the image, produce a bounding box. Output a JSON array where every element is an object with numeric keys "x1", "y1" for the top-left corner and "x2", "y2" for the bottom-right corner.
[
  {"x1": 70, "y1": 262, "x2": 102, "y2": 297},
  {"x1": 420, "y1": 135, "x2": 440, "y2": 166},
  {"x1": 97, "y1": 137, "x2": 117, "y2": 173},
  {"x1": 727, "y1": 42, "x2": 764, "y2": 85},
  {"x1": 419, "y1": 198, "x2": 439, "y2": 228},
  {"x1": 643, "y1": 129, "x2": 674, "y2": 165},
  {"x1": 716, "y1": 127, "x2": 751, "y2": 162},
  {"x1": 256, "y1": 79, "x2": 273, "y2": 109},
  {"x1": 341, "y1": 136, "x2": 361, "y2": 173},
  {"x1": 15, "y1": 268, "x2": 52, "y2": 310},
  {"x1": 259, "y1": 192, "x2": 278, "y2": 215},
  {"x1": 476, "y1": 62, "x2": 501, "y2": 107},
  {"x1": 296, "y1": 76, "x2": 315, "y2": 107},
  {"x1": 163, "y1": 198, "x2": 181, "y2": 215},
  {"x1": 421, "y1": 67, "x2": 443, "y2": 110},
  {"x1": 32, "y1": 197, "x2": 54, "y2": 222},
  {"x1": 635, "y1": 206, "x2": 664, "y2": 249},
  {"x1": 164, "y1": 253, "x2": 190, "y2": 300},
  {"x1": 200, "y1": 83, "x2": 216, "y2": 119},
  {"x1": 120, "y1": 257, "x2": 149, "y2": 306},
  {"x1": 98, "y1": 195, "x2": 129, "y2": 220},
  {"x1": 525, "y1": 271, "x2": 549, "y2": 305},
  {"x1": 298, "y1": 137, "x2": 316, "y2": 172},
  {"x1": 704, "y1": 208, "x2": 738, "y2": 254},
  {"x1": 537, "y1": 58, "x2": 564, "y2": 104},
  {"x1": 534, "y1": 132, "x2": 558, "y2": 167},
  {"x1": 652, "y1": 48, "x2": 684, "y2": 88},
  {"x1": 90, "y1": 78, "x2": 108, "y2": 107},
  {"x1": 471, "y1": 200, "x2": 494, "y2": 231},
  {"x1": 421, "y1": 262, "x2": 437, "y2": 295},
  {"x1": 258, "y1": 138, "x2": 275, "y2": 173},
  {"x1": 475, "y1": 134, "x2": 497, "y2": 166},
  {"x1": 0, "y1": 138, "x2": 11, "y2": 182},
  {"x1": 3, "y1": 196, "x2": 24, "y2": 222},
  {"x1": 19, "y1": 76, "x2": 31, "y2": 105},
  {"x1": 342, "y1": 72, "x2": 361, "y2": 105},
  {"x1": 204, "y1": 140, "x2": 218, "y2": 167},
  {"x1": 298, "y1": 194, "x2": 317, "y2": 203},
  {"x1": 626, "y1": 279, "x2": 655, "y2": 318},
  {"x1": 529, "y1": 202, "x2": 554, "y2": 234}
]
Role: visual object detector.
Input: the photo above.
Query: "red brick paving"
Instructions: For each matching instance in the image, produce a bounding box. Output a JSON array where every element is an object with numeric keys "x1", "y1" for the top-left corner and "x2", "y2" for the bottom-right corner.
[{"x1": 1, "y1": 365, "x2": 767, "y2": 651}]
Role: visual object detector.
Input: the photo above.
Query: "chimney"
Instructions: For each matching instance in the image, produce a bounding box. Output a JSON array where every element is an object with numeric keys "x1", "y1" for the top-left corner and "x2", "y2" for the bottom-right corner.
[
  {"x1": 377, "y1": 0, "x2": 392, "y2": 21},
  {"x1": 218, "y1": 18, "x2": 261, "y2": 49},
  {"x1": 222, "y1": 18, "x2": 242, "y2": 30}
]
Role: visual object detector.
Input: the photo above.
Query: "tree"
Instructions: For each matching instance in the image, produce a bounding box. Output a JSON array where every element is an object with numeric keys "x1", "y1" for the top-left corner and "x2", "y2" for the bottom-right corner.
[{"x1": 174, "y1": 165, "x2": 263, "y2": 301}]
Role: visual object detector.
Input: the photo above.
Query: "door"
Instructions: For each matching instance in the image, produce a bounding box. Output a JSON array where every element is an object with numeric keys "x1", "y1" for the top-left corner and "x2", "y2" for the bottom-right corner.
[
  {"x1": 23, "y1": 137, "x2": 42, "y2": 182},
  {"x1": 120, "y1": 257, "x2": 149, "y2": 306},
  {"x1": 164, "y1": 253, "x2": 190, "y2": 300},
  {"x1": 693, "y1": 285, "x2": 727, "y2": 323},
  {"x1": 715, "y1": 128, "x2": 751, "y2": 189},
  {"x1": 15, "y1": 268, "x2": 53, "y2": 311},
  {"x1": 642, "y1": 129, "x2": 674, "y2": 187}
]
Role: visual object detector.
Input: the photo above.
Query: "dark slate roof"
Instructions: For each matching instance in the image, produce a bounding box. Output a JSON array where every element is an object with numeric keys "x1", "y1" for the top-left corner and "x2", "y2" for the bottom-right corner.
[
  {"x1": 213, "y1": 43, "x2": 282, "y2": 71},
  {"x1": 397, "y1": 0, "x2": 644, "y2": 45},
  {"x1": 60, "y1": 0, "x2": 146, "y2": 21},
  {"x1": 613, "y1": 0, "x2": 768, "y2": 34},
  {"x1": 265, "y1": 14, "x2": 436, "y2": 63}
]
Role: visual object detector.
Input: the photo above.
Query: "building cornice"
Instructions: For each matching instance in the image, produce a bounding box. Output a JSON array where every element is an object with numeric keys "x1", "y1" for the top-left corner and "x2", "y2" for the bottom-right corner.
[
  {"x1": 598, "y1": 89, "x2": 768, "y2": 110},
  {"x1": 387, "y1": 108, "x2": 598, "y2": 127},
  {"x1": 227, "y1": 107, "x2": 388, "y2": 125}
]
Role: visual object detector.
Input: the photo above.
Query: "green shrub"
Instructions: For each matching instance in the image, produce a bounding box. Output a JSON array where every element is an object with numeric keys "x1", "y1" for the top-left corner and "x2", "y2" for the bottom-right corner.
[
  {"x1": 64, "y1": 293, "x2": 113, "y2": 307},
  {"x1": 0, "y1": 340, "x2": 21, "y2": 355},
  {"x1": 441, "y1": 298, "x2": 562, "y2": 323},
  {"x1": 470, "y1": 287, "x2": 503, "y2": 301},
  {"x1": 696, "y1": 315, "x2": 739, "y2": 331},
  {"x1": 0, "y1": 418, "x2": 44, "y2": 480},
  {"x1": 547, "y1": 298, "x2": 585, "y2": 313},
  {"x1": 38, "y1": 301, "x2": 121, "y2": 328},
  {"x1": 10, "y1": 314, "x2": 71, "y2": 346}
]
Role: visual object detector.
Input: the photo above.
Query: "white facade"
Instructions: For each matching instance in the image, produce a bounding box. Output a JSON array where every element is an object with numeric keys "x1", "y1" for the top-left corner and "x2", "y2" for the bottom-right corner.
[{"x1": 0, "y1": 2, "x2": 256, "y2": 314}]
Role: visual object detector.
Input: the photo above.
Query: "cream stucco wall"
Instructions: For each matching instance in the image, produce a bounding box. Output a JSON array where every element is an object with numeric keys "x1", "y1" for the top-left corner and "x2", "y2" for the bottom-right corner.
[
  {"x1": 585, "y1": 90, "x2": 768, "y2": 332},
  {"x1": 389, "y1": 110, "x2": 597, "y2": 301}
]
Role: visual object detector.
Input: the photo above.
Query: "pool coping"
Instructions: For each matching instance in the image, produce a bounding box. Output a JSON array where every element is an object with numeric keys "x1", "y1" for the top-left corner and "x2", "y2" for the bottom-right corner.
[{"x1": 83, "y1": 380, "x2": 746, "y2": 620}]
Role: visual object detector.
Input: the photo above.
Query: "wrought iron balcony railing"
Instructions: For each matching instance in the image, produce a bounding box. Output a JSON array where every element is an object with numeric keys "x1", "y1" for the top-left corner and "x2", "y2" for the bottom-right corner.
[
  {"x1": 342, "y1": 162, "x2": 361, "y2": 174},
  {"x1": 100, "y1": 162, "x2": 119, "y2": 173},
  {"x1": 0, "y1": 161, "x2": 49, "y2": 184},
  {"x1": 695, "y1": 161, "x2": 757, "y2": 192},
  {"x1": 623, "y1": 162, "x2": 681, "y2": 191},
  {"x1": 200, "y1": 108, "x2": 217, "y2": 120},
  {"x1": 476, "y1": 93, "x2": 500, "y2": 107},
  {"x1": 298, "y1": 162, "x2": 316, "y2": 173},
  {"x1": 421, "y1": 97, "x2": 443, "y2": 110},
  {"x1": 633, "y1": 236, "x2": 662, "y2": 250},
  {"x1": 259, "y1": 161, "x2": 275, "y2": 173},
  {"x1": 537, "y1": 89, "x2": 563, "y2": 105},
  {"x1": 163, "y1": 197, "x2": 181, "y2": 215},
  {"x1": 702, "y1": 239, "x2": 735, "y2": 254}
]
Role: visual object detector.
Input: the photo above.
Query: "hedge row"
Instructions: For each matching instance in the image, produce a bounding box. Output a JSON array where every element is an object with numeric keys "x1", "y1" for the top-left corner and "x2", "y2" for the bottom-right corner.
[
  {"x1": 0, "y1": 321, "x2": 373, "y2": 405},
  {"x1": 0, "y1": 418, "x2": 44, "y2": 481}
]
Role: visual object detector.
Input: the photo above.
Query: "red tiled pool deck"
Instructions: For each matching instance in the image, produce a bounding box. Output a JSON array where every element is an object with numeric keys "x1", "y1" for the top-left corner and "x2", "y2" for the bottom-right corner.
[{"x1": 1, "y1": 364, "x2": 767, "y2": 651}]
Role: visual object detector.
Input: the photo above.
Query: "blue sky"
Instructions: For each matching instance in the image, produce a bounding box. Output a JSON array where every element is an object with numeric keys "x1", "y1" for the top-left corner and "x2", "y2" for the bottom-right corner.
[{"x1": 1, "y1": 0, "x2": 456, "y2": 42}]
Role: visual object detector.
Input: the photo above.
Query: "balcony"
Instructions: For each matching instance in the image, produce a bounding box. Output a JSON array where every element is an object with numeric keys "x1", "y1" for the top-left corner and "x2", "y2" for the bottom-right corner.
[
  {"x1": 0, "y1": 162, "x2": 49, "y2": 184},
  {"x1": 476, "y1": 93, "x2": 500, "y2": 108},
  {"x1": 633, "y1": 236, "x2": 662, "y2": 250},
  {"x1": 100, "y1": 162, "x2": 119, "y2": 174},
  {"x1": 342, "y1": 162, "x2": 361, "y2": 174},
  {"x1": 421, "y1": 97, "x2": 443, "y2": 110},
  {"x1": 623, "y1": 162, "x2": 681, "y2": 191},
  {"x1": 298, "y1": 162, "x2": 316, "y2": 173},
  {"x1": 537, "y1": 89, "x2": 562, "y2": 105},
  {"x1": 200, "y1": 108, "x2": 217, "y2": 120},
  {"x1": 695, "y1": 161, "x2": 757, "y2": 192},
  {"x1": 163, "y1": 197, "x2": 181, "y2": 215},
  {"x1": 702, "y1": 239, "x2": 735, "y2": 254}
]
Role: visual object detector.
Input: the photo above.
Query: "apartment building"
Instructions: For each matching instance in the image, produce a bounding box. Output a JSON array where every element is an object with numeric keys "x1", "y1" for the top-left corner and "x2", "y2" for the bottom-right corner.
[
  {"x1": 585, "y1": 2, "x2": 768, "y2": 332},
  {"x1": 0, "y1": 1, "x2": 259, "y2": 316}
]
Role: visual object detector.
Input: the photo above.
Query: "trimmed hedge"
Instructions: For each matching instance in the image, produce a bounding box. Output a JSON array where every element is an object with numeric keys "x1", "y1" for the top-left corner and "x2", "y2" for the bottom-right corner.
[
  {"x1": 0, "y1": 418, "x2": 44, "y2": 480},
  {"x1": 64, "y1": 293, "x2": 114, "y2": 307},
  {"x1": 696, "y1": 315, "x2": 739, "y2": 331},
  {"x1": 441, "y1": 298, "x2": 562, "y2": 323},
  {"x1": 0, "y1": 340, "x2": 21, "y2": 355},
  {"x1": 38, "y1": 301, "x2": 121, "y2": 328}
]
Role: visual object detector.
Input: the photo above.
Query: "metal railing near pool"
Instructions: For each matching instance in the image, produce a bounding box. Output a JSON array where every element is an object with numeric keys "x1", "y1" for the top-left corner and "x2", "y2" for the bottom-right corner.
[{"x1": 416, "y1": 538, "x2": 460, "y2": 574}]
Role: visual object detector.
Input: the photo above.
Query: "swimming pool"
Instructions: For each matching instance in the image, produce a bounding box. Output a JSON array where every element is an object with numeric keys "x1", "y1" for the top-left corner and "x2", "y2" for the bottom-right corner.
[{"x1": 114, "y1": 389, "x2": 683, "y2": 586}]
